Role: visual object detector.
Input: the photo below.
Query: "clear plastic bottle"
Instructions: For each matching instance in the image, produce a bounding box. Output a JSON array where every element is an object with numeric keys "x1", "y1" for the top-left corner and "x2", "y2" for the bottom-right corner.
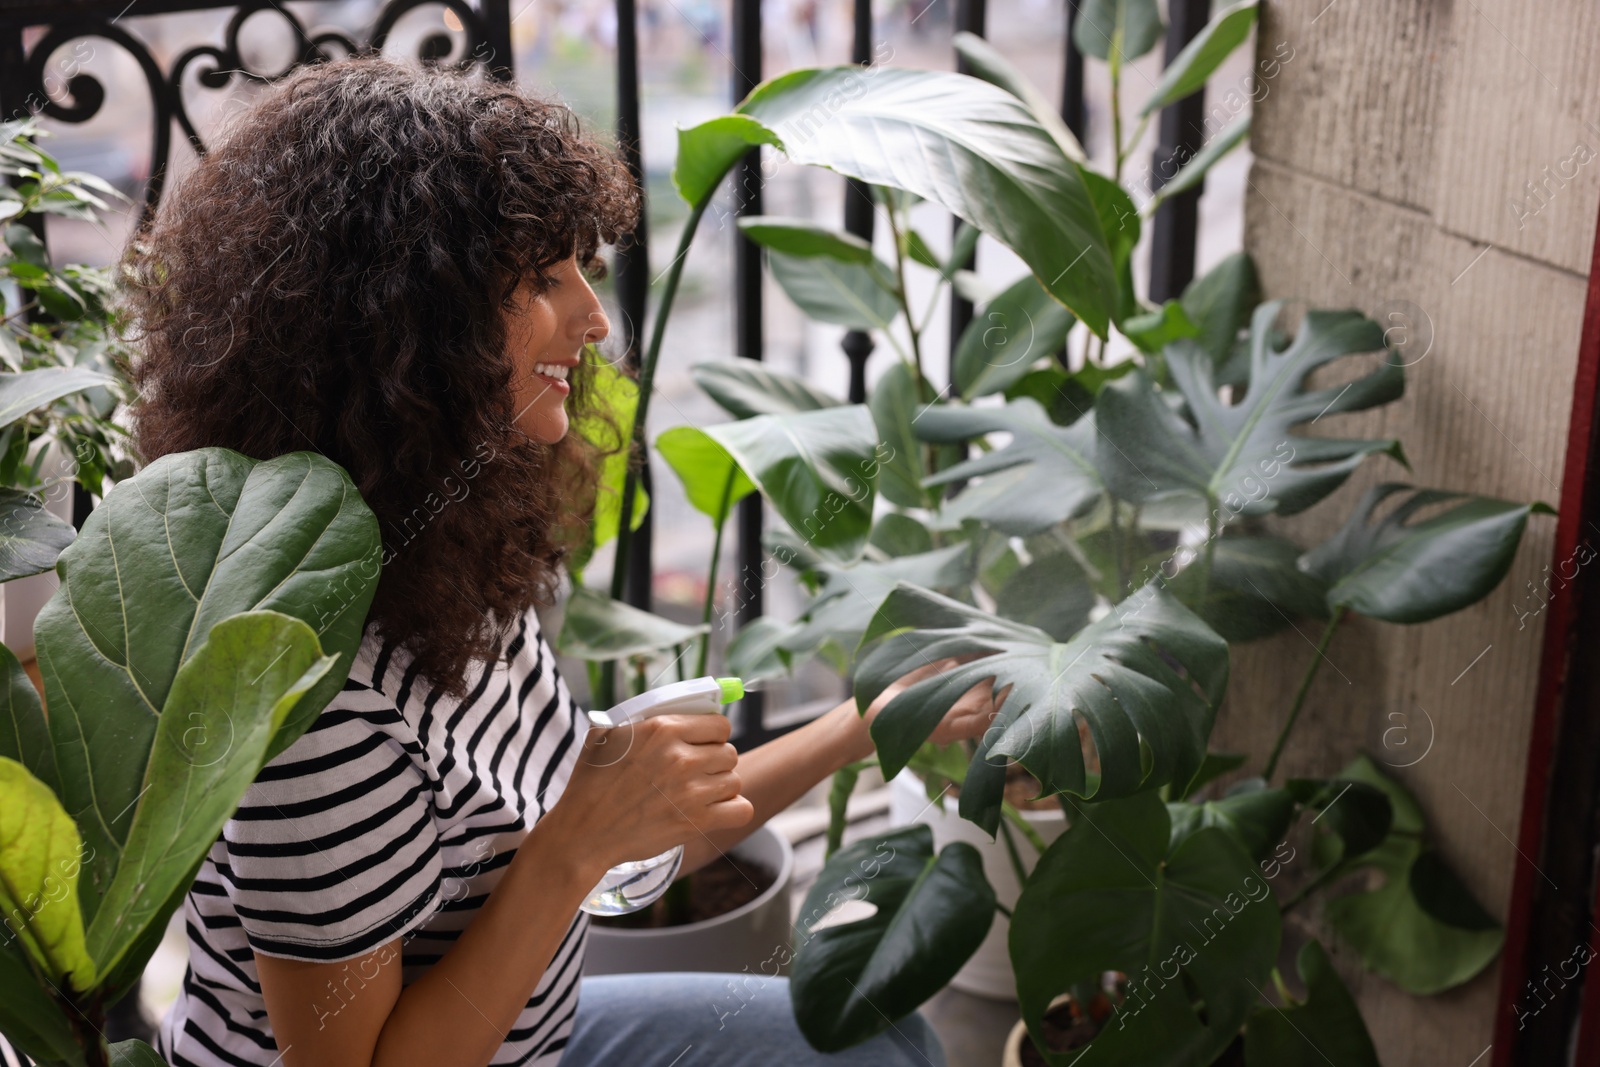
[{"x1": 578, "y1": 676, "x2": 744, "y2": 916}]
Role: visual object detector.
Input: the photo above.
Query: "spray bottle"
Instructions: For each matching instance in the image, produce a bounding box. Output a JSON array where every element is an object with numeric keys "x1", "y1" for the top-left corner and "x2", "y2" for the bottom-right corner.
[{"x1": 578, "y1": 676, "x2": 745, "y2": 916}]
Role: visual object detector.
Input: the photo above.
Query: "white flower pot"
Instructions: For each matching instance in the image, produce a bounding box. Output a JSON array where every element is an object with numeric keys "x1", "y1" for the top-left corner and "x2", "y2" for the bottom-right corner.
[
  {"x1": 888, "y1": 768, "x2": 1068, "y2": 1000},
  {"x1": 582, "y1": 823, "x2": 795, "y2": 977}
]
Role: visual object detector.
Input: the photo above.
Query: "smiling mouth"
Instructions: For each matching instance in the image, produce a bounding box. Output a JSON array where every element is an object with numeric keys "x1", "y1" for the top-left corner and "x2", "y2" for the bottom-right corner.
[{"x1": 532, "y1": 361, "x2": 573, "y2": 392}]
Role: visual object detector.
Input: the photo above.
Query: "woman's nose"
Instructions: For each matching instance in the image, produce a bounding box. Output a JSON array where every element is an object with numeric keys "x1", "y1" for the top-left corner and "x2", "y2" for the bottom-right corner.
[{"x1": 581, "y1": 309, "x2": 610, "y2": 345}]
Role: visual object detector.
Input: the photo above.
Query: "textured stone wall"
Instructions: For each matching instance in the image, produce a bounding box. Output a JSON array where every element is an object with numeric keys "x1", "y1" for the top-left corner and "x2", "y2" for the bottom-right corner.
[{"x1": 1227, "y1": 1, "x2": 1599, "y2": 1062}]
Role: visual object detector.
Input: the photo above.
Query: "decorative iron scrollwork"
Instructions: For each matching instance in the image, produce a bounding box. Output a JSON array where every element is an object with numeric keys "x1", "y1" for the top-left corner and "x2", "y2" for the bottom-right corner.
[{"x1": 10, "y1": 0, "x2": 504, "y2": 228}]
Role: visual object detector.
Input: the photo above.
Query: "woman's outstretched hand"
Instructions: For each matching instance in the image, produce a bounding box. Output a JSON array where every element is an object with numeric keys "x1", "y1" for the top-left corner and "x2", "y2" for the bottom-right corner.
[
  {"x1": 849, "y1": 654, "x2": 1010, "y2": 762},
  {"x1": 547, "y1": 713, "x2": 754, "y2": 873}
]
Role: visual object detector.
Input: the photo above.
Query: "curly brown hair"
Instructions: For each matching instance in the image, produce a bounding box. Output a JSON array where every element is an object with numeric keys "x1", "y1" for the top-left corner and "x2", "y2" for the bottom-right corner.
[{"x1": 119, "y1": 52, "x2": 640, "y2": 699}]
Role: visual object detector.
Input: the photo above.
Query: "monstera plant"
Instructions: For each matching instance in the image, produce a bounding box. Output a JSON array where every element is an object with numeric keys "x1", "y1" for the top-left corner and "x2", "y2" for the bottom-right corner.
[
  {"x1": 0, "y1": 449, "x2": 382, "y2": 1067},
  {"x1": 550, "y1": 2, "x2": 1548, "y2": 1063}
]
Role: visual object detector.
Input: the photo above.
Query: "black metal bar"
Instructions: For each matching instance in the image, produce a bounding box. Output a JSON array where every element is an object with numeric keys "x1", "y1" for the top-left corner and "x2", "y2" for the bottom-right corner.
[
  {"x1": 1061, "y1": 0, "x2": 1085, "y2": 142},
  {"x1": 612, "y1": 0, "x2": 653, "y2": 610},
  {"x1": 947, "y1": 0, "x2": 986, "y2": 371},
  {"x1": 731, "y1": 0, "x2": 767, "y2": 747},
  {"x1": 477, "y1": 0, "x2": 514, "y2": 81},
  {"x1": 1147, "y1": 0, "x2": 1209, "y2": 303},
  {"x1": 842, "y1": 0, "x2": 876, "y2": 404}
]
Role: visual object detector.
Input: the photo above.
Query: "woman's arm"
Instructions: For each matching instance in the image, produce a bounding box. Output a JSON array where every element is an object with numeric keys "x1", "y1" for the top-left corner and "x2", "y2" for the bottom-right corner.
[
  {"x1": 257, "y1": 712, "x2": 753, "y2": 1067},
  {"x1": 682, "y1": 659, "x2": 1002, "y2": 872}
]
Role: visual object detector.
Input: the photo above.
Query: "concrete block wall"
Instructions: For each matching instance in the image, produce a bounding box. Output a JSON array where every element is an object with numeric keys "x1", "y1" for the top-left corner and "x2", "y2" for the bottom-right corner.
[{"x1": 1224, "y1": 1, "x2": 1600, "y2": 1062}]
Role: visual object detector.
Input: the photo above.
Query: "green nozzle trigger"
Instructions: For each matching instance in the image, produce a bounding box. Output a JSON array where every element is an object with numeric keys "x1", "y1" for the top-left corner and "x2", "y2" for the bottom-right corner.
[{"x1": 716, "y1": 677, "x2": 744, "y2": 704}]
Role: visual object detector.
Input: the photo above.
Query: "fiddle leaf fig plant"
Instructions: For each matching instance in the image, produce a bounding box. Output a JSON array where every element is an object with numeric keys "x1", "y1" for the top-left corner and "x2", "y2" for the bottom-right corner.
[{"x1": 0, "y1": 449, "x2": 382, "y2": 1067}]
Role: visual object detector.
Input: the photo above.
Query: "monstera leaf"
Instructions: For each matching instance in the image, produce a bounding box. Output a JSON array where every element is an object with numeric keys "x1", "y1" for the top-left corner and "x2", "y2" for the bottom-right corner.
[
  {"x1": 1323, "y1": 756, "x2": 1502, "y2": 995},
  {"x1": 1300, "y1": 483, "x2": 1552, "y2": 624},
  {"x1": 737, "y1": 67, "x2": 1116, "y2": 336},
  {"x1": 1243, "y1": 939, "x2": 1381, "y2": 1067},
  {"x1": 916, "y1": 397, "x2": 1103, "y2": 535},
  {"x1": 790, "y1": 825, "x2": 995, "y2": 1051},
  {"x1": 691, "y1": 360, "x2": 844, "y2": 420},
  {"x1": 1012, "y1": 790, "x2": 1280, "y2": 1067},
  {"x1": 0, "y1": 487, "x2": 76, "y2": 582},
  {"x1": 85, "y1": 611, "x2": 336, "y2": 984},
  {"x1": 1096, "y1": 302, "x2": 1405, "y2": 519},
  {"x1": 855, "y1": 583, "x2": 1229, "y2": 829},
  {"x1": 32, "y1": 448, "x2": 382, "y2": 913}
]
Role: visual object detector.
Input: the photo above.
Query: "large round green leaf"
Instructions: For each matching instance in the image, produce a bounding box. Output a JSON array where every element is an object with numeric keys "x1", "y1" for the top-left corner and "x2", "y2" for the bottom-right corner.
[
  {"x1": 916, "y1": 397, "x2": 1103, "y2": 535},
  {"x1": 1096, "y1": 302, "x2": 1405, "y2": 519},
  {"x1": 84, "y1": 611, "x2": 336, "y2": 982},
  {"x1": 855, "y1": 583, "x2": 1228, "y2": 810},
  {"x1": 1300, "y1": 483, "x2": 1552, "y2": 624},
  {"x1": 0, "y1": 487, "x2": 76, "y2": 582},
  {"x1": 0, "y1": 756, "x2": 96, "y2": 992},
  {"x1": 704, "y1": 405, "x2": 882, "y2": 564},
  {"x1": 737, "y1": 67, "x2": 1116, "y2": 337},
  {"x1": 1243, "y1": 939, "x2": 1380, "y2": 1067},
  {"x1": 1012, "y1": 790, "x2": 1280, "y2": 1067},
  {"x1": 790, "y1": 825, "x2": 995, "y2": 1051},
  {"x1": 33, "y1": 448, "x2": 381, "y2": 914}
]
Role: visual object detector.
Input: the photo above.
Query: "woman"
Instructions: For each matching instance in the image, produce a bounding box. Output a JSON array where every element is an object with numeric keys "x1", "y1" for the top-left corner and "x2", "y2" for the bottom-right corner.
[{"x1": 120, "y1": 53, "x2": 998, "y2": 1067}]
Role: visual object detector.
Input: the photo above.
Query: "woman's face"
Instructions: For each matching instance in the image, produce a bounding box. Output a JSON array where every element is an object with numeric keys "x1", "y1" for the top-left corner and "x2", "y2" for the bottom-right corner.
[{"x1": 505, "y1": 254, "x2": 610, "y2": 444}]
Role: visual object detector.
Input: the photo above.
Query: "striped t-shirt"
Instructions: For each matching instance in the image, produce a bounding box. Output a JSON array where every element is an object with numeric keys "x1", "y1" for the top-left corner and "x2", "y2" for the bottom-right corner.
[{"x1": 156, "y1": 604, "x2": 591, "y2": 1067}]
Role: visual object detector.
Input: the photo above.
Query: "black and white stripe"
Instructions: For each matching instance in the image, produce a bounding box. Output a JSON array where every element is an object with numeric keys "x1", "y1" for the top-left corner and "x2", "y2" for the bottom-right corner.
[{"x1": 156, "y1": 605, "x2": 591, "y2": 1067}]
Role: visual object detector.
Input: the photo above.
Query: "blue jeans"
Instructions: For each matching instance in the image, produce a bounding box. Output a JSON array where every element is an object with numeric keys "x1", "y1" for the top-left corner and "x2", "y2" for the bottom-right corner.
[{"x1": 563, "y1": 972, "x2": 947, "y2": 1067}]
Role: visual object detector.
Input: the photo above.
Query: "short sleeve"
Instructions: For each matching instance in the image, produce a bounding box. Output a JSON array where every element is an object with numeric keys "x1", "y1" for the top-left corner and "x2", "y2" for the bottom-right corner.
[{"x1": 217, "y1": 684, "x2": 442, "y2": 963}]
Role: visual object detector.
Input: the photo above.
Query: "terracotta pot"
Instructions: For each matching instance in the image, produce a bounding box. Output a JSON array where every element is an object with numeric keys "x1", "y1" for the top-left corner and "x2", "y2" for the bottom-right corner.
[
  {"x1": 888, "y1": 768, "x2": 1067, "y2": 1000},
  {"x1": 582, "y1": 823, "x2": 795, "y2": 977}
]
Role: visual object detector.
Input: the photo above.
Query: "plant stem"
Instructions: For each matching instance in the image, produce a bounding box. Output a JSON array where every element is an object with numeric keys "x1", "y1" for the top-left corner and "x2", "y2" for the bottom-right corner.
[
  {"x1": 600, "y1": 196, "x2": 712, "y2": 708},
  {"x1": 1001, "y1": 800, "x2": 1051, "y2": 855},
  {"x1": 1279, "y1": 861, "x2": 1344, "y2": 916},
  {"x1": 1270, "y1": 966, "x2": 1298, "y2": 1007},
  {"x1": 1264, "y1": 609, "x2": 1345, "y2": 781},
  {"x1": 1107, "y1": 493, "x2": 1130, "y2": 600},
  {"x1": 881, "y1": 196, "x2": 929, "y2": 404},
  {"x1": 997, "y1": 816, "x2": 1030, "y2": 886},
  {"x1": 1198, "y1": 496, "x2": 1219, "y2": 603},
  {"x1": 695, "y1": 466, "x2": 738, "y2": 677},
  {"x1": 995, "y1": 900, "x2": 1014, "y2": 919},
  {"x1": 1109, "y1": 29, "x2": 1125, "y2": 182}
]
